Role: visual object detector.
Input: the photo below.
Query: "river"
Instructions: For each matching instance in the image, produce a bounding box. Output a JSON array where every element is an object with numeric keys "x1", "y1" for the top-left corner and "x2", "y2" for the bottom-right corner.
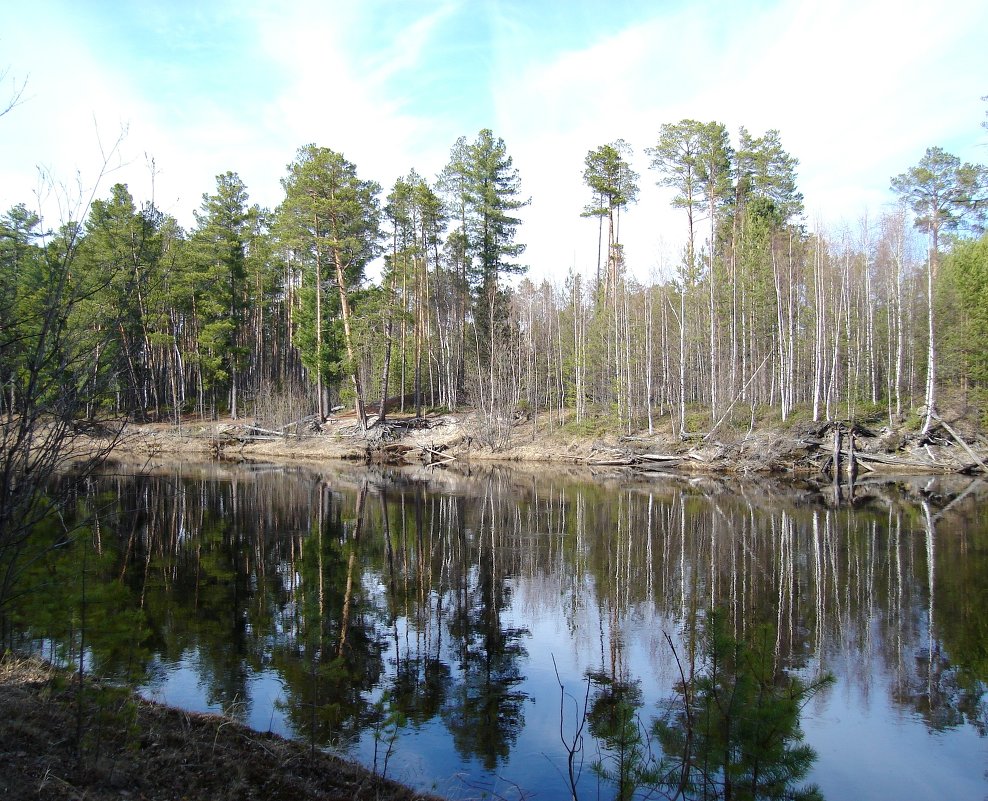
[{"x1": 12, "y1": 461, "x2": 988, "y2": 800}]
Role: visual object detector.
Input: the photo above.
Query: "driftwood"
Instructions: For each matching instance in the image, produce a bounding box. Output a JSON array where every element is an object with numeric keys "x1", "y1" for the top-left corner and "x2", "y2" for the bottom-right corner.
[
  {"x1": 637, "y1": 461, "x2": 683, "y2": 471},
  {"x1": 931, "y1": 413, "x2": 988, "y2": 473},
  {"x1": 590, "y1": 414, "x2": 987, "y2": 479},
  {"x1": 854, "y1": 451, "x2": 937, "y2": 469},
  {"x1": 245, "y1": 425, "x2": 286, "y2": 437},
  {"x1": 280, "y1": 414, "x2": 320, "y2": 432},
  {"x1": 420, "y1": 446, "x2": 456, "y2": 465}
]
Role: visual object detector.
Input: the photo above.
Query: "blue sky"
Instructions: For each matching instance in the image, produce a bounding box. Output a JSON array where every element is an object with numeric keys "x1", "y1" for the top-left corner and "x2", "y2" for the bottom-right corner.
[{"x1": 2, "y1": 0, "x2": 987, "y2": 281}]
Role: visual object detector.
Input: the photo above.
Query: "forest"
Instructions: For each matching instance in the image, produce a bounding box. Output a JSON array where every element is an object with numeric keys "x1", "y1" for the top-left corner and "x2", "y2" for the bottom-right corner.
[
  {"x1": 2, "y1": 119, "x2": 988, "y2": 451},
  {"x1": 3, "y1": 108, "x2": 988, "y2": 801}
]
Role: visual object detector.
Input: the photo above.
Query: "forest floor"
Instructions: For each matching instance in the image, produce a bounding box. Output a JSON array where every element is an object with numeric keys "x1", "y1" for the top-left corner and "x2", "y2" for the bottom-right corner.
[
  {"x1": 0, "y1": 654, "x2": 443, "y2": 801},
  {"x1": 101, "y1": 404, "x2": 988, "y2": 479}
]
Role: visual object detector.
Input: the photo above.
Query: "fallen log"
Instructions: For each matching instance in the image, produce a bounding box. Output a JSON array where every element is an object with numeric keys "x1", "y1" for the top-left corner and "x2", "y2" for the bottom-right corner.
[
  {"x1": 931, "y1": 413, "x2": 988, "y2": 474},
  {"x1": 245, "y1": 425, "x2": 286, "y2": 437},
  {"x1": 854, "y1": 451, "x2": 939, "y2": 471},
  {"x1": 280, "y1": 415, "x2": 320, "y2": 432},
  {"x1": 638, "y1": 453, "x2": 683, "y2": 462},
  {"x1": 636, "y1": 460, "x2": 683, "y2": 471},
  {"x1": 422, "y1": 448, "x2": 456, "y2": 466}
]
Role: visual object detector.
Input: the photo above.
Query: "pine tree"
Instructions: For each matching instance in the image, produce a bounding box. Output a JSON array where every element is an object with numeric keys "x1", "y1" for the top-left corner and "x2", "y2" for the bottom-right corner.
[
  {"x1": 891, "y1": 147, "x2": 988, "y2": 431},
  {"x1": 277, "y1": 146, "x2": 382, "y2": 425},
  {"x1": 188, "y1": 172, "x2": 251, "y2": 418},
  {"x1": 463, "y1": 129, "x2": 528, "y2": 377}
]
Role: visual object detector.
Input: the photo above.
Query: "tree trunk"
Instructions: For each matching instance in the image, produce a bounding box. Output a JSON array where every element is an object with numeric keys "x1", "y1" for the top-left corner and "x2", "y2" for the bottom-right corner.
[
  {"x1": 331, "y1": 241, "x2": 367, "y2": 429},
  {"x1": 314, "y1": 221, "x2": 325, "y2": 422}
]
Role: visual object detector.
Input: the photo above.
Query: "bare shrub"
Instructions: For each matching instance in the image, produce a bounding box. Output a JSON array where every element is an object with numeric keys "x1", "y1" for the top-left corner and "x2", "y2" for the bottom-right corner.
[{"x1": 251, "y1": 381, "x2": 316, "y2": 435}]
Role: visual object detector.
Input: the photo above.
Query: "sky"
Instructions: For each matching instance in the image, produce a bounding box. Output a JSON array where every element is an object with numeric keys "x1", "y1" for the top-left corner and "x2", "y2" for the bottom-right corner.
[{"x1": 2, "y1": 0, "x2": 987, "y2": 283}]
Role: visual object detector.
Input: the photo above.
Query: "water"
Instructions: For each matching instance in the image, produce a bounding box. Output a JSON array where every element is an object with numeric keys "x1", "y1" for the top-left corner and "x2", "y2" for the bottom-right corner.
[{"x1": 12, "y1": 461, "x2": 988, "y2": 800}]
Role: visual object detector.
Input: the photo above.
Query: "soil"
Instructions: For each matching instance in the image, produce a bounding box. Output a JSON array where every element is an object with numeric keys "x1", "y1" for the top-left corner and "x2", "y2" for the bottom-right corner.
[
  {"x1": 0, "y1": 655, "x2": 442, "y2": 801},
  {"x1": 99, "y1": 407, "x2": 988, "y2": 479}
]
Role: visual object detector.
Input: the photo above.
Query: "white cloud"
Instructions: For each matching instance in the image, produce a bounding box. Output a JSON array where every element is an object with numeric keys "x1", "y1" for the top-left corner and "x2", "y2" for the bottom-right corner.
[
  {"x1": 487, "y1": 0, "x2": 988, "y2": 282},
  {"x1": 3, "y1": 0, "x2": 986, "y2": 284}
]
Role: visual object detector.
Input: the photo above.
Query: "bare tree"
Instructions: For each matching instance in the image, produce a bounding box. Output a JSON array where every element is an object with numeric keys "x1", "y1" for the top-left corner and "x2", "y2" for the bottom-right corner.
[{"x1": 1, "y1": 139, "x2": 129, "y2": 614}]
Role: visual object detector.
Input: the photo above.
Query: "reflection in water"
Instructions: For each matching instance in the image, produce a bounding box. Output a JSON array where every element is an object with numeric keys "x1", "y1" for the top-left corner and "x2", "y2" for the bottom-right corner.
[{"x1": 7, "y1": 463, "x2": 987, "y2": 800}]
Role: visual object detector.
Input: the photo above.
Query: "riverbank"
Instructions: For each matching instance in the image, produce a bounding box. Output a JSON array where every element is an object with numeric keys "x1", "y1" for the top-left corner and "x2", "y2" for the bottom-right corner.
[
  {"x1": 0, "y1": 655, "x2": 441, "y2": 801},
  {"x1": 103, "y1": 406, "x2": 988, "y2": 478}
]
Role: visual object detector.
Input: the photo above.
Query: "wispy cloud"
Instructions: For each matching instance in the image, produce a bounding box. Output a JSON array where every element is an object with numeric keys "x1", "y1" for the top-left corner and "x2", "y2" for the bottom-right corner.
[
  {"x1": 487, "y1": 0, "x2": 988, "y2": 279},
  {"x1": 2, "y1": 0, "x2": 986, "y2": 282}
]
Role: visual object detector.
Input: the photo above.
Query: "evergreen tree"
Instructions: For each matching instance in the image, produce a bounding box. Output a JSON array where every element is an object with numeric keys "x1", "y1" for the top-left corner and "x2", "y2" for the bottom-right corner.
[
  {"x1": 0, "y1": 205, "x2": 43, "y2": 411},
  {"x1": 277, "y1": 145, "x2": 382, "y2": 425},
  {"x1": 582, "y1": 140, "x2": 639, "y2": 296},
  {"x1": 651, "y1": 611, "x2": 832, "y2": 801},
  {"x1": 463, "y1": 129, "x2": 528, "y2": 376},
  {"x1": 734, "y1": 128, "x2": 804, "y2": 225},
  {"x1": 891, "y1": 147, "x2": 988, "y2": 431},
  {"x1": 75, "y1": 184, "x2": 167, "y2": 419},
  {"x1": 188, "y1": 172, "x2": 251, "y2": 418},
  {"x1": 648, "y1": 120, "x2": 706, "y2": 280},
  {"x1": 938, "y1": 234, "x2": 988, "y2": 408}
]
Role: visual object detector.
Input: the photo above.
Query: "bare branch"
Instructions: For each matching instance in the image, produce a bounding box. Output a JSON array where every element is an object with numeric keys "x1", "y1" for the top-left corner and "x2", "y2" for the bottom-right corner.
[{"x1": 1, "y1": 66, "x2": 27, "y2": 118}]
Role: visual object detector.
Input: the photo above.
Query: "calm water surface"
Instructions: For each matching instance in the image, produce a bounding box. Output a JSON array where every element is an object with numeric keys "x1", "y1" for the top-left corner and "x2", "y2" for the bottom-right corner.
[{"x1": 20, "y1": 462, "x2": 988, "y2": 800}]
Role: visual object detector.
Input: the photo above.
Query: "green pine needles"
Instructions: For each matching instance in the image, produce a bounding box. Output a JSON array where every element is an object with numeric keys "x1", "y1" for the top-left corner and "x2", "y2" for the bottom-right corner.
[{"x1": 590, "y1": 609, "x2": 833, "y2": 801}]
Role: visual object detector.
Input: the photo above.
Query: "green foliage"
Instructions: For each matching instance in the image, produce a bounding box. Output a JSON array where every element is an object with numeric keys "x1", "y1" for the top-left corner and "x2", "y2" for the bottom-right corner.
[
  {"x1": 370, "y1": 689, "x2": 408, "y2": 778},
  {"x1": 77, "y1": 681, "x2": 142, "y2": 765},
  {"x1": 582, "y1": 610, "x2": 832, "y2": 801},
  {"x1": 734, "y1": 128, "x2": 804, "y2": 225},
  {"x1": 560, "y1": 408, "x2": 623, "y2": 436},
  {"x1": 743, "y1": 403, "x2": 785, "y2": 431},
  {"x1": 849, "y1": 400, "x2": 887, "y2": 425},
  {"x1": 649, "y1": 611, "x2": 833, "y2": 801},
  {"x1": 684, "y1": 407, "x2": 712, "y2": 434},
  {"x1": 185, "y1": 172, "x2": 252, "y2": 406},
  {"x1": 588, "y1": 674, "x2": 649, "y2": 801},
  {"x1": 777, "y1": 405, "x2": 813, "y2": 429},
  {"x1": 583, "y1": 141, "x2": 639, "y2": 220},
  {"x1": 448, "y1": 129, "x2": 528, "y2": 368},
  {"x1": 891, "y1": 148, "x2": 988, "y2": 244},
  {"x1": 934, "y1": 502, "x2": 988, "y2": 733},
  {"x1": 464, "y1": 128, "x2": 528, "y2": 285},
  {"x1": 646, "y1": 120, "x2": 735, "y2": 278},
  {"x1": 939, "y1": 235, "x2": 988, "y2": 392},
  {"x1": 73, "y1": 184, "x2": 171, "y2": 417},
  {"x1": 9, "y1": 501, "x2": 149, "y2": 681},
  {"x1": 276, "y1": 145, "x2": 382, "y2": 408}
]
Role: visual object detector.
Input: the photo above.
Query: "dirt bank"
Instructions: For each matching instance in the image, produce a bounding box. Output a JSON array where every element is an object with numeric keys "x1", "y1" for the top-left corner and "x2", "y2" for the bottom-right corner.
[
  {"x1": 0, "y1": 655, "x2": 441, "y2": 801},
  {"x1": 101, "y1": 408, "x2": 988, "y2": 479}
]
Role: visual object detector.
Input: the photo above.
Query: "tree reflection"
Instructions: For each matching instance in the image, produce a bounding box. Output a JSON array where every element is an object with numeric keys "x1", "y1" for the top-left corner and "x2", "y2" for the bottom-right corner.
[
  {"x1": 441, "y1": 481, "x2": 530, "y2": 770},
  {"x1": 563, "y1": 606, "x2": 832, "y2": 801},
  {"x1": 10, "y1": 463, "x2": 988, "y2": 796},
  {"x1": 892, "y1": 492, "x2": 988, "y2": 736},
  {"x1": 376, "y1": 486, "x2": 453, "y2": 729},
  {"x1": 648, "y1": 611, "x2": 832, "y2": 801},
  {"x1": 587, "y1": 672, "x2": 646, "y2": 801},
  {"x1": 273, "y1": 480, "x2": 385, "y2": 749}
]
